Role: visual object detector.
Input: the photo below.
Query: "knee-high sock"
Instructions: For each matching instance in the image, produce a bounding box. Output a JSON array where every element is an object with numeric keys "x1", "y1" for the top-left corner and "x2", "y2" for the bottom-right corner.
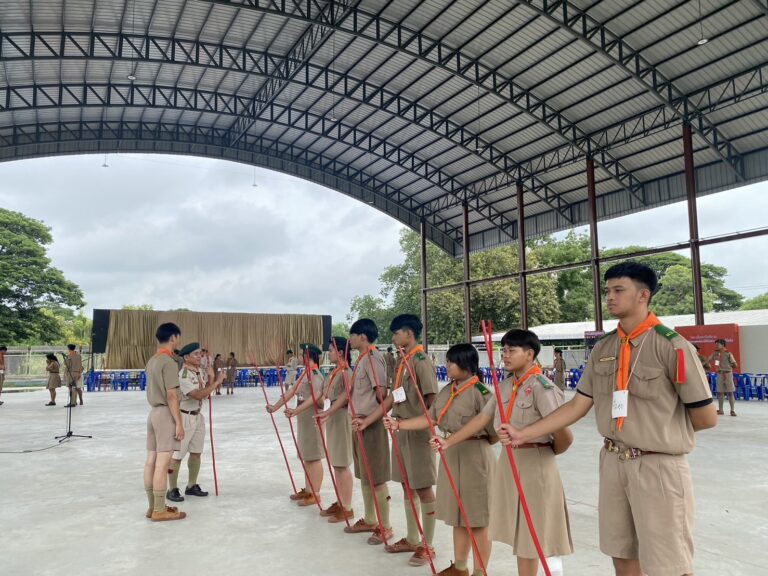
[
  {"x1": 718, "y1": 393, "x2": 725, "y2": 411},
  {"x1": 375, "y1": 485, "x2": 391, "y2": 529},
  {"x1": 728, "y1": 392, "x2": 736, "y2": 411},
  {"x1": 361, "y1": 483, "x2": 376, "y2": 525},
  {"x1": 168, "y1": 460, "x2": 181, "y2": 490},
  {"x1": 145, "y1": 486, "x2": 154, "y2": 509},
  {"x1": 188, "y1": 457, "x2": 201, "y2": 487},
  {"x1": 405, "y1": 497, "x2": 421, "y2": 545},
  {"x1": 421, "y1": 500, "x2": 437, "y2": 547},
  {"x1": 153, "y1": 490, "x2": 166, "y2": 513}
]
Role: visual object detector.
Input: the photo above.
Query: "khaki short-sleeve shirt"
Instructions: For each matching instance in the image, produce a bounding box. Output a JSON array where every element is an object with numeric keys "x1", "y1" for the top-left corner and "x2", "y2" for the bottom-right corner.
[
  {"x1": 63, "y1": 353, "x2": 83, "y2": 384},
  {"x1": 297, "y1": 368, "x2": 325, "y2": 407},
  {"x1": 577, "y1": 327, "x2": 712, "y2": 454},
  {"x1": 429, "y1": 377, "x2": 495, "y2": 437},
  {"x1": 482, "y1": 373, "x2": 564, "y2": 443},
  {"x1": 708, "y1": 350, "x2": 736, "y2": 372},
  {"x1": 179, "y1": 366, "x2": 206, "y2": 411},
  {"x1": 146, "y1": 353, "x2": 181, "y2": 407},
  {"x1": 392, "y1": 350, "x2": 438, "y2": 419},
  {"x1": 324, "y1": 367, "x2": 353, "y2": 403},
  {"x1": 350, "y1": 349, "x2": 387, "y2": 417}
]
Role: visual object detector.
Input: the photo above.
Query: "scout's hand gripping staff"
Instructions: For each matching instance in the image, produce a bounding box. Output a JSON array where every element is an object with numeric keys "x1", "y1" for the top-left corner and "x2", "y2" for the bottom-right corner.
[
  {"x1": 398, "y1": 347, "x2": 488, "y2": 576},
  {"x1": 481, "y1": 320, "x2": 551, "y2": 576}
]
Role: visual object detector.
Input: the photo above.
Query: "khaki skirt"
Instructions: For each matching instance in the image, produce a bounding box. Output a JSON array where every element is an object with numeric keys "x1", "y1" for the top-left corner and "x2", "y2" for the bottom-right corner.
[
  {"x1": 490, "y1": 446, "x2": 573, "y2": 558},
  {"x1": 391, "y1": 428, "x2": 437, "y2": 489},
  {"x1": 47, "y1": 373, "x2": 62, "y2": 390},
  {"x1": 326, "y1": 407, "x2": 353, "y2": 468},
  {"x1": 297, "y1": 407, "x2": 325, "y2": 462},
  {"x1": 435, "y1": 438, "x2": 495, "y2": 527}
]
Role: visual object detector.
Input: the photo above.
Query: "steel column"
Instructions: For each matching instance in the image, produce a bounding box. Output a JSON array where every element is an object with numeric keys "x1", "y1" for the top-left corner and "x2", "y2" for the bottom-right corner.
[
  {"x1": 683, "y1": 122, "x2": 706, "y2": 325},
  {"x1": 462, "y1": 203, "x2": 472, "y2": 342},
  {"x1": 516, "y1": 181, "x2": 529, "y2": 330},
  {"x1": 586, "y1": 157, "x2": 603, "y2": 331},
  {"x1": 420, "y1": 219, "x2": 429, "y2": 352}
]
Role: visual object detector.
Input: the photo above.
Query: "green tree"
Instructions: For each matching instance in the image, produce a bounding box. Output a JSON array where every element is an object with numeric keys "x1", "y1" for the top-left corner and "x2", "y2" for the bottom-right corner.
[
  {"x1": 332, "y1": 322, "x2": 350, "y2": 337},
  {"x1": 0, "y1": 208, "x2": 85, "y2": 343},
  {"x1": 122, "y1": 304, "x2": 154, "y2": 310},
  {"x1": 740, "y1": 293, "x2": 768, "y2": 310}
]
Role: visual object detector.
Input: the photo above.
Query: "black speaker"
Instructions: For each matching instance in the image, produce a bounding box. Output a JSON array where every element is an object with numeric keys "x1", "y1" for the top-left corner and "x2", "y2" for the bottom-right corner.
[
  {"x1": 91, "y1": 309, "x2": 111, "y2": 354},
  {"x1": 322, "y1": 315, "x2": 332, "y2": 350}
]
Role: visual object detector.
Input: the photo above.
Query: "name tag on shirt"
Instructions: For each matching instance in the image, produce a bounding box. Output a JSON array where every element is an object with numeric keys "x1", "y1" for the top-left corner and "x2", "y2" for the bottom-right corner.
[
  {"x1": 323, "y1": 398, "x2": 331, "y2": 411},
  {"x1": 714, "y1": 360, "x2": 720, "y2": 367},
  {"x1": 392, "y1": 387, "x2": 407, "y2": 404},
  {"x1": 612, "y1": 390, "x2": 629, "y2": 419}
]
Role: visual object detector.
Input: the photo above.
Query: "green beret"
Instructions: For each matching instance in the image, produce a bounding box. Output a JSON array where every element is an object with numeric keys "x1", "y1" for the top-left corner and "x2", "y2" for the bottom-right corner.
[
  {"x1": 299, "y1": 343, "x2": 322, "y2": 357},
  {"x1": 179, "y1": 342, "x2": 201, "y2": 357},
  {"x1": 286, "y1": 349, "x2": 294, "y2": 355}
]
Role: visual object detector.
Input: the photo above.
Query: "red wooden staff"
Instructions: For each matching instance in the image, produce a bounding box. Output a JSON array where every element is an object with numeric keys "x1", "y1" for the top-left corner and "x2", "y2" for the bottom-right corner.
[
  {"x1": 481, "y1": 320, "x2": 551, "y2": 576},
  {"x1": 270, "y1": 347, "x2": 323, "y2": 512},
  {"x1": 363, "y1": 346, "x2": 436, "y2": 574},
  {"x1": 398, "y1": 347, "x2": 487, "y2": 576},
  {"x1": 301, "y1": 349, "x2": 351, "y2": 528},
  {"x1": 248, "y1": 349, "x2": 298, "y2": 495},
  {"x1": 328, "y1": 339, "x2": 388, "y2": 545}
]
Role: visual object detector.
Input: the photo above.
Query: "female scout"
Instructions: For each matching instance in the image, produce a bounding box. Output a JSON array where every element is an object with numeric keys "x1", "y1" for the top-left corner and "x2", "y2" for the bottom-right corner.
[
  {"x1": 267, "y1": 344, "x2": 326, "y2": 507},
  {"x1": 317, "y1": 337, "x2": 355, "y2": 523},
  {"x1": 384, "y1": 343, "x2": 496, "y2": 576},
  {"x1": 45, "y1": 353, "x2": 61, "y2": 406},
  {"x1": 441, "y1": 330, "x2": 573, "y2": 576}
]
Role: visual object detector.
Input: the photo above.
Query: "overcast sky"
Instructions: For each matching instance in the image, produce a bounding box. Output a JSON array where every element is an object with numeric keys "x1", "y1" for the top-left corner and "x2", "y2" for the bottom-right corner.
[{"x1": 1, "y1": 153, "x2": 766, "y2": 325}]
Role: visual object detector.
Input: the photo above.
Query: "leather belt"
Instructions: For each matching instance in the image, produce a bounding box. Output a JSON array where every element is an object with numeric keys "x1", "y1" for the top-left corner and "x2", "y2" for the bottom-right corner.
[
  {"x1": 515, "y1": 442, "x2": 552, "y2": 449},
  {"x1": 604, "y1": 438, "x2": 660, "y2": 460},
  {"x1": 181, "y1": 409, "x2": 200, "y2": 416}
]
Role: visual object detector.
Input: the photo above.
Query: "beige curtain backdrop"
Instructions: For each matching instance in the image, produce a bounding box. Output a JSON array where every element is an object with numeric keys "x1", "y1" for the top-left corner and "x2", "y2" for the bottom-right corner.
[{"x1": 105, "y1": 310, "x2": 324, "y2": 369}]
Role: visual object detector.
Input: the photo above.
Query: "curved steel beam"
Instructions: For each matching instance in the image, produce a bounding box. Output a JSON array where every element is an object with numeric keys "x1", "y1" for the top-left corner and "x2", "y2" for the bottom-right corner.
[{"x1": 517, "y1": 0, "x2": 744, "y2": 181}]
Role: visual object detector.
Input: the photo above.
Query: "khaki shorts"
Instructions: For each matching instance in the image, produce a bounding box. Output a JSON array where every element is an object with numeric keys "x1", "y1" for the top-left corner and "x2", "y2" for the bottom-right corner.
[
  {"x1": 352, "y1": 418, "x2": 391, "y2": 486},
  {"x1": 716, "y1": 371, "x2": 735, "y2": 393},
  {"x1": 146, "y1": 406, "x2": 180, "y2": 453},
  {"x1": 173, "y1": 411, "x2": 205, "y2": 459},
  {"x1": 599, "y1": 448, "x2": 694, "y2": 575},
  {"x1": 390, "y1": 428, "x2": 436, "y2": 489}
]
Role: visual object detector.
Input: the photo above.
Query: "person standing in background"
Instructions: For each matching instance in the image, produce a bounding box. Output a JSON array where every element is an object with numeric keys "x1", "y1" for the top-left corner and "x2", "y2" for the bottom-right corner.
[{"x1": 45, "y1": 353, "x2": 61, "y2": 406}]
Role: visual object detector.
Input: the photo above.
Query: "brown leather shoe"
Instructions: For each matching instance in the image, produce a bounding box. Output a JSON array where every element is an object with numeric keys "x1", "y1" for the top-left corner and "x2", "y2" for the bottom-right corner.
[
  {"x1": 150, "y1": 508, "x2": 186, "y2": 522},
  {"x1": 328, "y1": 507, "x2": 354, "y2": 523},
  {"x1": 717, "y1": 410, "x2": 725, "y2": 415},
  {"x1": 367, "y1": 525, "x2": 394, "y2": 545},
  {"x1": 437, "y1": 563, "x2": 469, "y2": 576},
  {"x1": 289, "y1": 488, "x2": 309, "y2": 500},
  {"x1": 408, "y1": 545, "x2": 436, "y2": 566},
  {"x1": 320, "y1": 501, "x2": 341, "y2": 517},
  {"x1": 385, "y1": 537, "x2": 419, "y2": 554},
  {"x1": 146, "y1": 505, "x2": 179, "y2": 519},
  {"x1": 297, "y1": 493, "x2": 320, "y2": 507},
  {"x1": 343, "y1": 518, "x2": 377, "y2": 533},
  {"x1": 731, "y1": 410, "x2": 738, "y2": 416}
]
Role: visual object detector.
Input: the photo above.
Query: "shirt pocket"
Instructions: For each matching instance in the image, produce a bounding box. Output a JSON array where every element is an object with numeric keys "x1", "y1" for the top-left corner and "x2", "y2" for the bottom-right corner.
[
  {"x1": 512, "y1": 394, "x2": 538, "y2": 427},
  {"x1": 592, "y1": 361, "x2": 617, "y2": 396},
  {"x1": 629, "y1": 367, "x2": 666, "y2": 400}
]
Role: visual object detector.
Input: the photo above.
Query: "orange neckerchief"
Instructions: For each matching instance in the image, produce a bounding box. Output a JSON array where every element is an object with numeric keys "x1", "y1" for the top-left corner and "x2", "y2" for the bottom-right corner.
[
  {"x1": 615, "y1": 312, "x2": 661, "y2": 430},
  {"x1": 394, "y1": 345, "x2": 424, "y2": 389},
  {"x1": 156, "y1": 348, "x2": 174, "y2": 358},
  {"x1": 504, "y1": 364, "x2": 542, "y2": 423},
  {"x1": 436, "y1": 376, "x2": 479, "y2": 425}
]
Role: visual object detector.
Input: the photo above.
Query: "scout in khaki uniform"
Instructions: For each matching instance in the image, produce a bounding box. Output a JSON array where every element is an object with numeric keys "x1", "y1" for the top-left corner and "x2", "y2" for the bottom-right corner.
[
  {"x1": 63, "y1": 344, "x2": 84, "y2": 407},
  {"x1": 329, "y1": 319, "x2": 391, "y2": 543},
  {"x1": 445, "y1": 330, "x2": 574, "y2": 576},
  {"x1": 357, "y1": 314, "x2": 438, "y2": 565},
  {"x1": 316, "y1": 336, "x2": 355, "y2": 523},
  {"x1": 385, "y1": 343, "x2": 496, "y2": 576},
  {"x1": 553, "y1": 349, "x2": 566, "y2": 391},
  {"x1": 45, "y1": 353, "x2": 62, "y2": 406},
  {"x1": 213, "y1": 354, "x2": 224, "y2": 394},
  {"x1": 708, "y1": 339, "x2": 738, "y2": 416},
  {"x1": 143, "y1": 322, "x2": 186, "y2": 522},
  {"x1": 0, "y1": 345, "x2": 6, "y2": 406},
  {"x1": 166, "y1": 343, "x2": 224, "y2": 503},
  {"x1": 267, "y1": 344, "x2": 326, "y2": 507},
  {"x1": 693, "y1": 344, "x2": 711, "y2": 372},
  {"x1": 384, "y1": 347, "x2": 397, "y2": 389},
  {"x1": 285, "y1": 350, "x2": 300, "y2": 394},
  {"x1": 225, "y1": 352, "x2": 238, "y2": 395},
  {"x1": 502, "y1": 262, "x2": 718, "y2": 576}
]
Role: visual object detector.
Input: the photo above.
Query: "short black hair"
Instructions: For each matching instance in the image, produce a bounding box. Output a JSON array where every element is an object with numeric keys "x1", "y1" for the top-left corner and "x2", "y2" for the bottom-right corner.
[
  {"x1": 387, "y1": 346, "x2": 392, "y2": 352},
  {"x1": 0, "y1": 346, "x2": 8, "y2": 351},
  {"x1": 604, "y1": 262, "x2": 658, "y2": 294},
  {"x1": 215, "y1": 353, "x2": 221, "y2": 359},
  {"x1": 155, "y1": 322, "x2": 181, "y2": 343},
  {"x1": 389, "y1": 314, "x2": 422, "y2": 339},
  {"x1": 500, "y1": 329, "x2": 542, "y2": 358},
  {"x1": 349, "y1": 318, "x2": 379, "y2": 343},
  {"x1": 330, "y1": 337, "x2": 352, "y2": 363},
  {"x1": 445, "y1": 343, "x2": 482, "y2": 379},
  {"x1": 716, "y1": 338, "x2": 727, "y2": 346},
  {"x1": 554, "y1": 348, "x2": 562, "y2": 354},
  {"x1": 46, "y1": 353, "x2": 57, "y2": 362},
  {"x1": 67, "y1": 344, "x2": 76, "y2": 351},
  {"x1": 301, "y1": 346, "x2": 321, "y2": 365},
  {"x1": 229, "y1": 352, "x2": 235, "y2": 357}
]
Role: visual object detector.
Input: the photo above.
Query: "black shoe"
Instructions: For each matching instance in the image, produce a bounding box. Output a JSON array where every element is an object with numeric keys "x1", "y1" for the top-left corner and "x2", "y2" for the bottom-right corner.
[
  {"x1": 64, "y1": 403, "x2": 76, "y2": 408},
  {"x1": 166, "y1": 488, "x2": 185, "y2": 502},
  {"x1": 45, "y1": 402, "x2": 56, "y2": 406},
  {"x1": 185, "y1": 484, "x2": 209, "y2": 497}
]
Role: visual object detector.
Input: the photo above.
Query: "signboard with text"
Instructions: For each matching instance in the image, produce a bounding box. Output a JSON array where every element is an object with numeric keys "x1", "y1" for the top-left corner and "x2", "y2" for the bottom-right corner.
[{"x1": 674, "y1": 323, "x2": 741, "y2": 367}]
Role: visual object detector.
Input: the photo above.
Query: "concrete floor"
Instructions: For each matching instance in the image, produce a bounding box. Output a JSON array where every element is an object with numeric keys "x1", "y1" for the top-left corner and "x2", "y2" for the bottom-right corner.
[{"x1": 0, "y1": 388, "x2": 765, "y2": 576}]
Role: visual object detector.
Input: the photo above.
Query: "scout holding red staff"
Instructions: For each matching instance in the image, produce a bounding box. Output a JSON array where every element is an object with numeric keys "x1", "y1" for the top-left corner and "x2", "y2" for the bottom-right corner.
[{"x1": 502, "y1": 262, "x2": 717, "y2": 576}]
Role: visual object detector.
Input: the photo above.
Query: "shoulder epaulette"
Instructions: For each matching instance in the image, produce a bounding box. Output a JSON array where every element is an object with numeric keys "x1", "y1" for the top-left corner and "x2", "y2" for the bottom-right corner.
[
  {"x1": 597, "y1": 329, "x2": 617, "y2": 342},
  {"x1": 312, "y1": 369, "x2": 320, "y2": 375},
  {"x1": 474, "y1": 381, "x2": 490, "y2": 396},
  {"x1": 181, "y1": 368, "x2": 188, "y2": 378},
  {"x1": 415, "y1": 352, "x2": 426, "y2": 361},
  {"x1": 535, "y1": 374, "x2": 553, "y2": 389},
  {"x1": 653, "y1": 324, "x2": 681, "y2": 342}
]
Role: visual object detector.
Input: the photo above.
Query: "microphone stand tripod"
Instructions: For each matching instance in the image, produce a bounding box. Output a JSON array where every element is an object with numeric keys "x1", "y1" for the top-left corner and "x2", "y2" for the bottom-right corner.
[{"x1": 55, "y1": 352, "x2": 92, "y2": 443}]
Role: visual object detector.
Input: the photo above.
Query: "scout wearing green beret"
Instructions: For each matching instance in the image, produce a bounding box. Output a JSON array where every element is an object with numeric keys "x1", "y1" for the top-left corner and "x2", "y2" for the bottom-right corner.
[
  {"x1": 225, "y1": 352, "x2": 238, "y2": 395},
  {"x1": 167, "y1": 342, "x2": 226, "y2": 503},
  {"x1": 266, "y1": 343, "x2": 326, "y2": 507}
]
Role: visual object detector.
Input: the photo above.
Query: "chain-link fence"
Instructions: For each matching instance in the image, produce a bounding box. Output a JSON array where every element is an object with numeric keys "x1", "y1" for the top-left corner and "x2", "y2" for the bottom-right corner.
[{"x1": 1, "y1": 348, "x2": 104, "y2": 384}]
